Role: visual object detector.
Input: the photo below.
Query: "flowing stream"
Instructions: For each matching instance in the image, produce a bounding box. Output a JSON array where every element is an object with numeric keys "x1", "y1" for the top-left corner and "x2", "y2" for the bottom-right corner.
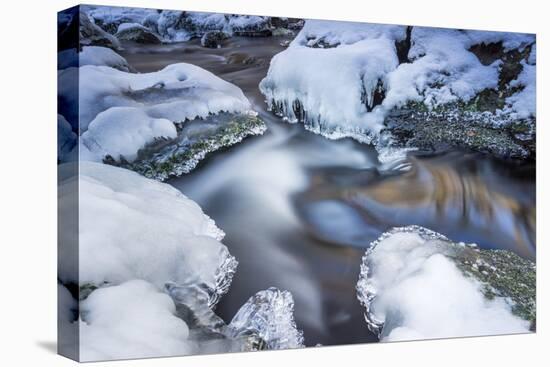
[{"x1": 119, "y1": 36, "x2": 535, "y2": 346}]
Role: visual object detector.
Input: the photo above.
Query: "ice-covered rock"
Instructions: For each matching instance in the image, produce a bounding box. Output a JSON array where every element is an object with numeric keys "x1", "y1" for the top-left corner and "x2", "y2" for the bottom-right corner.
[
  {"x1": 201, "y1": 31, "x2": 230, "y2": 48},
  {"x1": 356, "y1": 226, "x2": 535, "y2": 341},
  {"x1": 82, "y1": 5, "x2": 159, "y2": 34},
  {"x1": 227, "y1": 288, "x2": 305, "y2": 351},
  {"x1": 261, "y1": 21, "x2": 536, "y2": 159},
  {"x1": 57, "y1": 63, "x2": 266, "y2": 178},
  {"x1": 79, "y1": 12, "x2": 121, "y2": 50},
  {"x1": 115, "y1": 23, "x2": 162, "y2": 44},
  {"x1": 58, "y1": 162, "x2": 235, "y2": 293}
]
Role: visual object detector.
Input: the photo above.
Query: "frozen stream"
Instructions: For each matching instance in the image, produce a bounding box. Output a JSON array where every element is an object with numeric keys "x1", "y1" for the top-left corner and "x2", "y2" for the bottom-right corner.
[{"x1": 119, "y1": 36, "x2": 535, "y2": 346}]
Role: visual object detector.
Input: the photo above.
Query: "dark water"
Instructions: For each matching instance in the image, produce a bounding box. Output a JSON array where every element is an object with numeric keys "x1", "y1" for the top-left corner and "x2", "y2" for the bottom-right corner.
[{"x1": 119, "y1": 37, "x2": 536, "y2": 347}]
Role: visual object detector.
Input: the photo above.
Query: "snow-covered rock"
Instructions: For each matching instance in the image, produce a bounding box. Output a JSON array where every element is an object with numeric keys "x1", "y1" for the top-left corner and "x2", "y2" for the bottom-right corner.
[
  {"x1": 57, "y1": 46, "x2": 132, "y2": 71},
  {"x1": 356, "y1": 226, "x2": 535, "y2": 341},
  {"x1": 57, "y1": 63, "x2": 266, "y2": 177},
  {"x1": 261, "y1": 21, "x2": 536, "y2": 159},
  {"x1": 58, "y1": 162, "x2": 234, "y2": 292},
  {"x1": 115, "y1": 23, "x2": 162, "y2": 44},
  {"x1": 82, "y1": 5, "x2": 159, "y2": 34}
]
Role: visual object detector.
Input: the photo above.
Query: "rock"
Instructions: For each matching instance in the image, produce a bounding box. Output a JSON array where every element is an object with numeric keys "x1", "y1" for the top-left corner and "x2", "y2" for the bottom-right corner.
[
  {"x1": 200, "y1": 31, "x2": 230, "y2": 48},
  {"x1": 119, "y1": 112, "x2": 267, "y2": 181},
  {"x1": 115, "y1": 23, "x2": 162, "y2": 44},
  {"x1": 383, "y1": 101, "x2": 535, "y2": 160},
  {"x1": 79, "y1": 13, "x2": 121, "y2": 50},
  {"x1": 356, "y1": 226, "x2": 536, "y2": 339}
]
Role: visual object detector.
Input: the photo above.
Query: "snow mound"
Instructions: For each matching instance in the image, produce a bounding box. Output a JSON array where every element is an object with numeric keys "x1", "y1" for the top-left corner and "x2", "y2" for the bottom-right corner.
[
  {"x1": 58, "y1": 162, "x2": 234, "y2": 292},
  {"x1": 260, "y1": 38, "x2": 398, "y2": 142},
  {"x1": 81, "y1": 107, "x2": 177, "y2": 162},
  {"x1": 356, "y1": 226, "x2": 532, "y2": 341},
  {"x1": 65, "y1": 63, "x2": 251, "y2": 163},
  {"x1": 80, "y1": 280, "x2": 192, "y2": 361},
  {"x1": 261, "y1": 22, "x2": 536, "y2": 144}
]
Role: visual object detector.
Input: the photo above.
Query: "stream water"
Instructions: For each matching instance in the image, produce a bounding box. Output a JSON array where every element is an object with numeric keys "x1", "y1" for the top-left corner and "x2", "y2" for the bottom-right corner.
[{"x1": 119, "y1": 36, "x2": 536, "y2": 347}]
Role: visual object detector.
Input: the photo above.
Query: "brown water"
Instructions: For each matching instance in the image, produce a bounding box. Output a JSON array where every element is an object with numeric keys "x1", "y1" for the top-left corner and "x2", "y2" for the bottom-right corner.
[{"x1": 119, "y1": 37, "x2": 536, "y2": 347}]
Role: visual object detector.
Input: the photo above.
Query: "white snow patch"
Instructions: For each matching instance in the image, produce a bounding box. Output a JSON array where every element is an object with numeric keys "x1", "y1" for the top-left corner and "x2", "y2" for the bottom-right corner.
[
  {"x1": 357, "y1": 229, "x2": 530, "y2": 341},
  {"x1": 80, "y1": 280, "x2": 193, "y2": 361},
  {"x1": 58, "y1": 162, "x2": 228, "y2": 289},
  {"x1": 81, "y1": 107, "x2": 177, "y2": 162}
]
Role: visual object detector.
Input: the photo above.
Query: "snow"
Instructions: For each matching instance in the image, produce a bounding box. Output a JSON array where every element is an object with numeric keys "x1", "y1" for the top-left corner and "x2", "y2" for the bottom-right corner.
[
  {"x1": 384, "y1": 27, "x2": 502, "y2": 108},
  {"x1": 81, "y1": 107, "x2": 177, "y2": 162},
  {"x1": 63, "y1": 63, "x2": 252, "y2": 162},
  {"x1": 58, "y1": 46, "x2": 132, "y2": 71},
  {"x1": 117, "y1": 22, "x2": 148, "y2": 33},
  {"x1": 58, "y1": 162, "x2": 231, "y2": 291},
  {"x1": 292, "y1": 20, "x2": 406, "y2": 47},
  {"x1": 261, "y1": 21, "x2": 536, "y2": 142},
  {"x1": 80, "y1": 280, "x2": 193, "y2": 361},
  {"x1": 83, "y1": 5, "x2": 158, "y2": 31},
  {"x1": 260, "y1": 38, "x2": 398, "y2": 141},
  {"x1": 356, "y1": 227, "x2": 530, "y2": 341},
  {"x1": 76, "y1": 63, "x2": 250, "y2": 132},
  {"x1": 506, "y1": 45, "x2": 536, "y2": 118}
]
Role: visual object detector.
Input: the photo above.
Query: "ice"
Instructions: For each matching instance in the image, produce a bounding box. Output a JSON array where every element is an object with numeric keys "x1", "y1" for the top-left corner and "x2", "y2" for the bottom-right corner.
[
  {"x1": 227, "y1": 288, "x2": 305, "y2": 350},
  {"x1": 58, "y1": 162, "x2": 233, "y2": 292},
  {"x1": 261, "y1": 22, "x2": 536, "y2": 143},
  {"x1": 356, "y1": 226, "x2": 531, "y2": 341},
  {"x1": 80, "y1": 280, "x2": 193, "y2": 361}
]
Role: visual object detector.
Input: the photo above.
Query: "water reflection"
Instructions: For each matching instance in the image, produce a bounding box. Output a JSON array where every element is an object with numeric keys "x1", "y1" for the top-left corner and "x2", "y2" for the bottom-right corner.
[{"x1": 297, "y1": 152, "x2": 535, "y2": 260}]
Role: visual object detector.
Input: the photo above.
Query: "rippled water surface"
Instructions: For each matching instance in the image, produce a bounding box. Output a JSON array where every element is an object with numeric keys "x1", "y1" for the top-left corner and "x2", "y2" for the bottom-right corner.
[{"x1": 119, "y1": 37, "x2": 536, "y2": 346}]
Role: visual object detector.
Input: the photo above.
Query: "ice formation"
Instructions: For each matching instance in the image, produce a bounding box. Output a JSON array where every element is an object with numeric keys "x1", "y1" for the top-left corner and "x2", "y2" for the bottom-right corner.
[
  {"x1": 227, "y1": 288, "x2": 305, "y2": 350},
  {"x1": 356, "y1": 226, "x2": 534, "y2": 341},
  {"x1": 260, "y1": 21, "x2": 536, "y2": 146}
]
